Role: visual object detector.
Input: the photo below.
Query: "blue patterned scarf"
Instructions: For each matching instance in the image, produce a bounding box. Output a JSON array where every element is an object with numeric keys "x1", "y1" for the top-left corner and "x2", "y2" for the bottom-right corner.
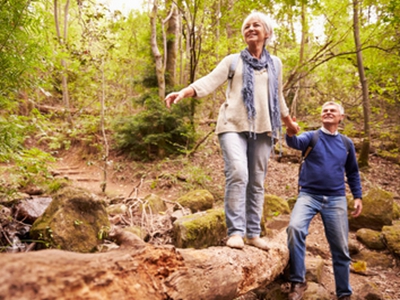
[{"x1": 240, "y1": 48, "x2": 281, "y2": 139}]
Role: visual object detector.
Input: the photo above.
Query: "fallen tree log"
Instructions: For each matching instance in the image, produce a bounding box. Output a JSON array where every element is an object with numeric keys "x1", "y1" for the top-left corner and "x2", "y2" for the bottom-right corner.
[{"x1": 0, "y1": 228, "x2": 289, "y2": 300}]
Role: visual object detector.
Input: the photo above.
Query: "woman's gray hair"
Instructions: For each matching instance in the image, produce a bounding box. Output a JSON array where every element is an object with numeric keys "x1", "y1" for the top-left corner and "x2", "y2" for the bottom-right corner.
[{"x1": 241, "y1": 11, "x2": 274, "y2": 46}]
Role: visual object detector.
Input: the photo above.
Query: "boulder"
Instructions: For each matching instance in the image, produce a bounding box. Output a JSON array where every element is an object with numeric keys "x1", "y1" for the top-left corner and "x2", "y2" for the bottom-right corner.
[
  {"x1": 381, "y1": 221, "x2": 400, "y2": 257},
  {"x1": 123, "y1": 226, "x2": 145, "y2": 240},
  {"x1": 12, "y1": 197, "x2": 52, "y2": 224},
  {"x1": 348, "y1": 187, "x2": 393, "y2": 231},
  {"x1": 106, "y1": 203, "x2": 128, "y2": 215},
  {"x1": 172, "y1": 208, "x2": 226, "y2": 249},
  {"x1": 175, "y1": 189, "x2": 214, "y2": 213},
  {"x1": 393, "y1": 201, "x2": 400, "y2": 220},
  {"x1": 261, "y1": 282, "x2": 287, "y2": 300},
  {"x1": 305, "y1": 256, "x2": 324, "y2": 284},
  {"x1": 355, "y1": 228, "x2": 386, "y2": 250},
  {"x1": 262, "y1": 194, "x2": 291, "y2": 236},
  {"x1": 30, "y1": 187, "x2": 110, "y2": 253},
  {"x1": 139, "y1": 193, "x2": 167, "y2": 215},
  {"x1": 302, "y1": 282, "x2": 331, "y2": 300},
  {"x1": 358, "y1": 282, "x2": 385, "y2": 300},
  {"x1": 352, "y1": 249, "x2": 394, "y2": 268}
]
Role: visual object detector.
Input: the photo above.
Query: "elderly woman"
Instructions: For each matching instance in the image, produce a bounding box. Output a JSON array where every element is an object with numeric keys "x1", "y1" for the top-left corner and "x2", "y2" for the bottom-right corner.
[{"x1": 165, "y1": 11, "x2": 299, "y2": 250}]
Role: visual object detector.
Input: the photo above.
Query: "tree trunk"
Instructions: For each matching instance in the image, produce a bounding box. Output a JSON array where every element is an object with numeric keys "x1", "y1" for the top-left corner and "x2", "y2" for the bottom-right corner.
[
  {"x1": 150, "y1": 0, "x2": 166, "y2": 100},
  {"x1": 0, "y1": 229, "x2": 289, "y2": 300},
  {"x1": 100, "y1": 59, "x2": 109, "y2": 193},
  {"x1": 165, "y1": 2, "x2": 178, "y2": 88},
  {"x1": 54, "y1": 0, "x2": 72, "y2": 125},
  {"x1": 352, "y1": 0, "x2": 371, "y2": 168}
]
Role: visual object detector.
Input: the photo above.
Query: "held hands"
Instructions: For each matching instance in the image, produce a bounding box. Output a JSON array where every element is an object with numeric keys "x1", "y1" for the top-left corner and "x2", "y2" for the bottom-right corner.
[{"x1": 286, "y1": 116, "x2": 300, "y2": 137}]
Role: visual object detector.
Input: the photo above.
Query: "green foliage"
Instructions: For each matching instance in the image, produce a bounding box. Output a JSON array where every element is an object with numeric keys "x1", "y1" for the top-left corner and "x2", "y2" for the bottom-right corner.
[
  {"x1": 113, "y1": 91, "x2": 196, "y2": 160},
  {"x1": 0, "y1": 0, "x2": 52, "y2": 109},
  {"x1": 14, "y1": 147, "x2": 55, "y2": 188},
  {"x1": 46, "y1": 178, "x2": 70, "y2": 194},
  {"x1": 0, "y1": 116, "x2": 26, "y2": 162}
]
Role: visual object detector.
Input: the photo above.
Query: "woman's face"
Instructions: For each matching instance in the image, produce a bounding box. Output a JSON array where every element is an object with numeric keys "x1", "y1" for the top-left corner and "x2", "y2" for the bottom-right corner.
[{"x1": 243, "y1": 17, "x2": 268, "y2": 47}]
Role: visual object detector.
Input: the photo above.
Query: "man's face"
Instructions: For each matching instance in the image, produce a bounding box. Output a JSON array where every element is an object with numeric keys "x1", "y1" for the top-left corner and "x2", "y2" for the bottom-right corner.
[{"x1": 321, "y1": 104, "x2": 344, "y2": 126}]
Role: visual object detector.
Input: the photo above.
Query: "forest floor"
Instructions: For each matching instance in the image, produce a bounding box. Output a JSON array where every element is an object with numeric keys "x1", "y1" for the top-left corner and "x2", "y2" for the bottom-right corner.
[{"x1": 50, "y1": 134, "x2": 400, "y2": 300}]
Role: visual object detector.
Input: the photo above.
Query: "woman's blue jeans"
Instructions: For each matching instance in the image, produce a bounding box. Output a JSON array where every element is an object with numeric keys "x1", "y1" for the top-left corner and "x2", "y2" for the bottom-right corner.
[
  {"x1": 218, "y1": 132, "x2": 272, "y2": 239},
  {"x1": 287, "y1": 192, "x2": 352, "y2": 298}
]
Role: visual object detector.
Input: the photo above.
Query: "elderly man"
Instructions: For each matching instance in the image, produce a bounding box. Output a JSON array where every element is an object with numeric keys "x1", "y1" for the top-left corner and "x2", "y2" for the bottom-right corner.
[{"x1": 285, "y1": 101, "x2": 363, "y2": 300}]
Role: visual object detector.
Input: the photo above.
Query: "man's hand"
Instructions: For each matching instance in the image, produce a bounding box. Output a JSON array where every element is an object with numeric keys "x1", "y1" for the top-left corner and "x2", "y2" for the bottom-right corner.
[
  {"x1": 351, "y1": 199, "x2": 363, "y2": 218},
  {"x1": 285, "y1": 116, "x2": 300, "y2": 137}
]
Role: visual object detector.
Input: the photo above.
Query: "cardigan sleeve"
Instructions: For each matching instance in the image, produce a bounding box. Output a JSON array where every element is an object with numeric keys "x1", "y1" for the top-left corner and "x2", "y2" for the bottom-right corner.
[{"x1": 189, "y1": 55, "x2": 233, "y2": 98}]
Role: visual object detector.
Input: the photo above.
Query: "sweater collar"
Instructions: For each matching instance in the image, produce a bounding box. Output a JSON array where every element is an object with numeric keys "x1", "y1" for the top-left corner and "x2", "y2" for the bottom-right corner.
[{"x1": 321, "y1": 126, "x2": 338, "y2": 136}]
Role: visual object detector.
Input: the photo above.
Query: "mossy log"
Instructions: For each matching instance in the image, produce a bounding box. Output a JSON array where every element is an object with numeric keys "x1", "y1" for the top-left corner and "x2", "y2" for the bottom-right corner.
[{"x1": 0, "y1": 228, "x2": 289, "y2": 300}]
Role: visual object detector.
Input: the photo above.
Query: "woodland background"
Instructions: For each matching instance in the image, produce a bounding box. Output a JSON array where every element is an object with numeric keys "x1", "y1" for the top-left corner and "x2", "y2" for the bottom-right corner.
[{"x1": 0, "y1": 0, "x2": 399, "y2": 199}]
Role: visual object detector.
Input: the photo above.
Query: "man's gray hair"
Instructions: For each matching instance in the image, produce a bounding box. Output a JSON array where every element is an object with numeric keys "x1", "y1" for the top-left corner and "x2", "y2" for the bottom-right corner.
[
  {"x1": 322, "y1": 101, "x2": 345, "y2": 115},
  {"x1": 241, "y1": 11, "x2": 274, "y2": 46}
]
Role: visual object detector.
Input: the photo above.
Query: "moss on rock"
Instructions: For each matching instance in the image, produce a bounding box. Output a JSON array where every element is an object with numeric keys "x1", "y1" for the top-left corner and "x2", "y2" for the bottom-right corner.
[
  {"x1": 382, "y1": 222, "x2": 400, "y2": 257},
  {"x1": 356, "y1": 228, "x2": 386, "y2": 250},
  {"x1": 30, "y1": 186, "x2": 110, "y2": 253},
  {"x1": 139, "y1": 193, "x2": 166, "y2": 215},
  {"x1": 173, "y1": 208, "x2": 226, "y2": 249},
  {"x1": 175, "y1": 189, "x2": 214, "y2": 213},
  {"x1": 348, "y1": 187, "x2": 393, "y2": 231}
]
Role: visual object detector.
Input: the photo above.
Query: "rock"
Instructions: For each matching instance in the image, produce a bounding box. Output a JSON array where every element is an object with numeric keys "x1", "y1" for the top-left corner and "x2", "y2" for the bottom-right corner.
[
  {"x1": 305, "y1": 256, "x2": 324, "y2": 284},
  {"x1": 287, "y1": 196, "x2": 297, "y2": 211},
  {"x1": 303, "y1": 282, "x2": 331, "y2": 300},
  {"x1": 173, "y1": 208, "x2": 226, "y2": 249},
  {"x1": 123, "y1": 226, "x2": 145, "y2": 240},
  {"x1": 348, "y1": 239, "x2": 361, "y2": 255},
  {"x1": 175, "y1": 189, "x2": 214, "y2": 213},
  {"x1": 170, "y1": 208, "x2": 191, "y2": 222},
  {"x1": 358, "y1": 282, "x2": 385, "y2": 300},
  {"x1": 261, "y1": 282, "x2": 287, "y2": 300},
  {"x1": 381, "y1": 221, "x2": 400, "y2": 257},
  {"x1": 393, "y1": 202, "x2": 400, "y2": 220},
  {"x1": 12, "y1": 197, "x2": 52, "y2": 224},
  {"x1": 30, "y1": 186, "x2": 110, "y2": 253},
  {"x1": 0, "y1": 205, "x2": 11, "y2": 224},
  {"x1": 264, "y1": 214, "x2": 290, "y2": 235},
  {"x1": 356, "y1": 228, "x2": 386, "y2": 250},
  {"x1": 19, "y1": 183, "x2": 44, "y2": 196},
  {"x1": 348, "y1": 187, "x2": 393, "y2": 231},
  {"x1": 352, "y1": 249, "x2": 394, "y2": 268},
  {"x1": 262, "y1": 194, "x2": 291, "y2": 236},
  {"x1": 139, "y1": 193, "x2": 167, "y2": 215},
  {"x1": 106, "y1": 203, "x2": 128, "y2": 215},
  {"x1": 263, "y1": 194, "x2": 291, "y2": 217}
]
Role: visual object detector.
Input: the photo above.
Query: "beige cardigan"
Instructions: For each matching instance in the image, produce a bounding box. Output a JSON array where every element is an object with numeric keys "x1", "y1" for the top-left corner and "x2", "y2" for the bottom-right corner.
[{"x1": 190, "y1": 53, "x2": 289, "y2": 135}]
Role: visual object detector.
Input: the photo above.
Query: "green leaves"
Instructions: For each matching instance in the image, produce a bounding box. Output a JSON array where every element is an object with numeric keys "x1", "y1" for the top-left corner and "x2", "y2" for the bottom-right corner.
[{"x1": 113, "y1": 92, "x2": 196, "y2": 161}]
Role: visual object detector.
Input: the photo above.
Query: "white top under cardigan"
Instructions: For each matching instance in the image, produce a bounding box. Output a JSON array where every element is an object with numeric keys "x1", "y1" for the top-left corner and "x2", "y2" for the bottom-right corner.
[{"x1": 190, "y1": 53, "x2": 290, "y2": 135}]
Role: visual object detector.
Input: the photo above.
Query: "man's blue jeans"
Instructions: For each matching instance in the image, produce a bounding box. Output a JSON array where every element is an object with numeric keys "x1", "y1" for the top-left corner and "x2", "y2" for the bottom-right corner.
[
  {"x1": 287, "y1": 192, "x2": 352, "y2": 298},
  {"x1": 218, "y1": 132, "x2": 272, "y2": 239}
]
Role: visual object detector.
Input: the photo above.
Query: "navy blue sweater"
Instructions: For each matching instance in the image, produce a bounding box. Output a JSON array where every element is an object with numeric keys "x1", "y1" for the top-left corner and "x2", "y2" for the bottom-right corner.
[{"x1": 286, "y1": 129, "x2": 362, "y2": 199}]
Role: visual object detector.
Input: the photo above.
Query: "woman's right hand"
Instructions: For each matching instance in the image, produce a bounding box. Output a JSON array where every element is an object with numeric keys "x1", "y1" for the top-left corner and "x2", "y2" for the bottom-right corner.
[
  {"x1": 164, "y1": 92, "x2": 181, "y2": 108},
  {"x1": 164, "y1": 87, "x2": 195, "y2": 108}
]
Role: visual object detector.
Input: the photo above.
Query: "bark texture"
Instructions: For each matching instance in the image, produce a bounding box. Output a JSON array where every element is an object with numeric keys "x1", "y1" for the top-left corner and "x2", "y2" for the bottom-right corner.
[{"x1": 0, "y1": 229, "x2": 289, "y2": 300}]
